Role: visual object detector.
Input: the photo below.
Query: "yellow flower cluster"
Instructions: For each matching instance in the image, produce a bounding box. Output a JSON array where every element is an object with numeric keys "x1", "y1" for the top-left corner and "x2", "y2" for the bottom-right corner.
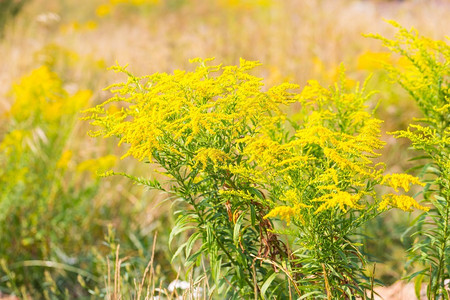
[
  {"x1": 381, "y1": 174, "x2": 424, "y2": 192},
  {"x1": 366, "y1": 20, "x2": 449, "y2": 120},
  {"x1": 219, "y1": 189, "x2": 254, "y2": 201},
  {"x1": 225, "y1": 164, "x2": 267, "y2": 183},
  {"x1": 56, "y1": 150, "x2": 73, "y2": 170},
  {"x1": 256, "y1": 72, "x2": 428, "y2": 219},
  {"x1": 314, "y1": 191, "x2": 363, "y2": 214},
  {"x1": 236, "y1": 71, "x2": 426, "y2": 218},
  {"x1": 279, "y1": 189, "x2": 300, "y2": 203},
  {"x1": 356, "y1": 51, "x2": 392, "y2": 71},
  {"x1": 194, "y1": 148, "x2": 230, "y2": 170},
  {"x1": 10, "y1": 66, "x2": 90, "y2": 123},
  {"x1": 87, "y1": 58, "x2": 428, "y2": 227},
  {"x1": 86, "y1": 58, "x2": 297, "y2": 162},
  {"x1": 392, "y1": 124, "x2": 450, "y2": 150},
  {"x1": 379, "y1": 194, "x2": 429, "y2": 212},
  {"x1": 264, "y1": 204, "x2": 308, "y2": 226},
  {"x1": 240, "y1": 135, "x2": 288, "y2": 168},
  {"x1": 0, "y1": 129, "x2": 29, "y2": 155}
]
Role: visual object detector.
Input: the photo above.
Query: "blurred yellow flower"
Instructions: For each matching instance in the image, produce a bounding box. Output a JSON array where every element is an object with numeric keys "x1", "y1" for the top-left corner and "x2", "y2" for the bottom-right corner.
[
  {"x1": 42, "y1": 102, "x2": 63, "y2": 122},
  {"x1": 10, "y1": 66, "x2": 65, "y2": 122},
  {"x1": 357, "y1": 51, "x2": 392, "y2": 71},
  {"x1": 219, "y1": 0, "x2": 271, "y2": 10},
  {"x1": 96, "y1": 4, "x2": 112, "y2": 17},
  {"x1": 0, "y1": 129, "x2": 29, "y2": 154},
  {"x1": 76, "y1": 155, "x2": 117, "y2": 177},
  {"x1": 85, "y1": 20, "x2": 98, "y2": 30},
  {"x1": 56, "y1": 150, "x2": 73, "y2": 169},
  {"x1": 65, "y1": 90, "x2": 92, "y2": 114},
  {"x1": 9, "y1": 66, "x2": 91, "y2": 124},
  {"x1": 396, "y1": 56, "x2": 414, "y2": 70}
]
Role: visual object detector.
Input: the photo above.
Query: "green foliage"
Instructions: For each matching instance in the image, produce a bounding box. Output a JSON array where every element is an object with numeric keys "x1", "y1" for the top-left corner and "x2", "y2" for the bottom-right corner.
[
  {"x1": 0, "y1": 65, "x2": 162, "y2": 299},
  {"x1": 0, "y1": 65, "x2": 100, "y2": 297},
  {"x1": 370, "y1": 21, "x2": 450, "y2": 299}
]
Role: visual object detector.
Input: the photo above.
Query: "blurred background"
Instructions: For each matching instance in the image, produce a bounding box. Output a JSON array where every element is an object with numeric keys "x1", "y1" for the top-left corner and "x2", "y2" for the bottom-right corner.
[{"x1": 0, "y1": 0, "x2": 449, "y2": 298}]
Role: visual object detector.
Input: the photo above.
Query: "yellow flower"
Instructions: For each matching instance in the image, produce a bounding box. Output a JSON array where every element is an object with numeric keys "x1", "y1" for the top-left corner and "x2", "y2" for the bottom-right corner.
[
  {"x1": 77, "y1": 155, "x2": 117, "y2": 177},
  {"x1": 219, "y1": 189, "x2": 254, "y2": 201},
  {"x1": 264, "y1": 204, "x2": 308, "y2": 226},
  {"x1": 357, "y1": 51, "x2": 392, "y2": 71},
  {"x1": 317, "y1": 168, "x2": 339, "y2": 186},
  {"x1": 294, "y1": 125, "x2": 335, "y2": 147},
  {"x1": 96, "y1": 4, "x2": 112, "y2": 17},
  {"x1": 56, "y1": 150, "x2": 73, "y2": 169},
  {"x1": 42, "y1": 102, "x2": 63, "y2": 122},
  {"x1": 0, "y1": 130, "x2": 29, "y2": 154},
  {"x1": 314, "y1": 191, "x2": 363, "y2": 214},
  {"x1": 224, "y1": 164, "x2": 269, "y2": 184},
  {"x1": 193, "y1": 148, "x2": 230, "y2": 171},
  {"x1": 379, "y1": 194, "x2": 428, "y2": 212},
  {"x1": 65, "y1": 90, "x2": 92, "y2": 114},
  {"x1": 323, "y1": 147, "x2": 366, "y2": 176},
  {"x1": 219, "y1": 0, "x2": 271, "y2": 10},
  {"x1": 85, "y1": 59, "x2": 297, "y2": 162},
  {"x1": 9, "y1": 65, "x2": 89, "y2": 124},
  {"x1": 10, "y1": 66, "x2": 65, "y2": 121},
  {"x1": 279, "y1": 189, "x2": 299, "y2": 203},
  {"x1": 381, "y1": 174, "x2": 424, "y2": 192},
  {"x1": 85, "y1": 20, "x2": 98, "y2": 30}
]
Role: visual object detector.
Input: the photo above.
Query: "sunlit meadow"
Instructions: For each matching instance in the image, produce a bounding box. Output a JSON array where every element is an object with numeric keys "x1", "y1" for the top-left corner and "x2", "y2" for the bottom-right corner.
[{"x1": 0, "y1": 0, "x2": 449, "y2": 299}]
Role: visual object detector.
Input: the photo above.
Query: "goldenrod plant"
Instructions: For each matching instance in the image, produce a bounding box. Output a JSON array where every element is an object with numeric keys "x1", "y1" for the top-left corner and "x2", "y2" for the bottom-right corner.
[
  {"x1": 369, "y1": 21, "x2": 450, "y2": 299},
  {"x1": 86, "y1": 58, "x2": 427, "y2": 298},
  {"x1": 0, "y1": 66, "x2": 146, "y2": 298},
  {"x1": 253, "y1": 70, "x2": 428, "y2": 298},
  {"x1": 86, "y1": 59, "x2": 298, "y2": 298},
  {"x1": 0, "y1": 66, "x2": 94, "y2": 297}
]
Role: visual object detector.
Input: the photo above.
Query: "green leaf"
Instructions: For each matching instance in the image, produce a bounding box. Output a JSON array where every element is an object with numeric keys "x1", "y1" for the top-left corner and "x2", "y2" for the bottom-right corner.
[
  {"x1": 443, "y1": 288, "x2": 450, "y2": 300},
  {"x1": 414, "y1": 272, "x2": 425, "y2": 299},
  {"x1": 171, "y1": 241, "x2": 187, "y2": 262},
  {"x1": 406, "y1": 268, "x2": 427, "y2": 281},
  {"x1": 260, "y1": 271, "x2": 278, "y2": 299},
  {"x1": 211, "y1": 256, "x2": 222, "y2": 284},
  {"x1": 185, "y1": 231, "x2": 201, "y2": 259},
  {"x1": 408, "y1": 155, "x2": 432, "y2": 161},
  {"x1": 248, "y1": 187, "x2": 265, "y2": 200},
  {"x1": 169, "y1": 214, "x2": 196, "y2": 246},
  {"x1": 250, "y1": 205, "x2": 256, "y2": 227},
  {"x1": 299, "y1": 291, "x2": 324, "y2": 299},
  {"x1": 185, "y1": 249, "x2": 203, "y2": 267}
]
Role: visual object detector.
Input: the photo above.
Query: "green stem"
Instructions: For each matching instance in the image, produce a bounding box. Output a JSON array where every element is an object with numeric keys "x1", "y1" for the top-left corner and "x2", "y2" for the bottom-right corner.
[
  {"x1": 434, "y1": 185, "x2": 449, "y2": 299},
  {"x1": 170, "y1": 166, "x2": 259, "y2": 298},
  {"x1": 433, "y1": 110, "x2": 449, "y2": 299}
]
